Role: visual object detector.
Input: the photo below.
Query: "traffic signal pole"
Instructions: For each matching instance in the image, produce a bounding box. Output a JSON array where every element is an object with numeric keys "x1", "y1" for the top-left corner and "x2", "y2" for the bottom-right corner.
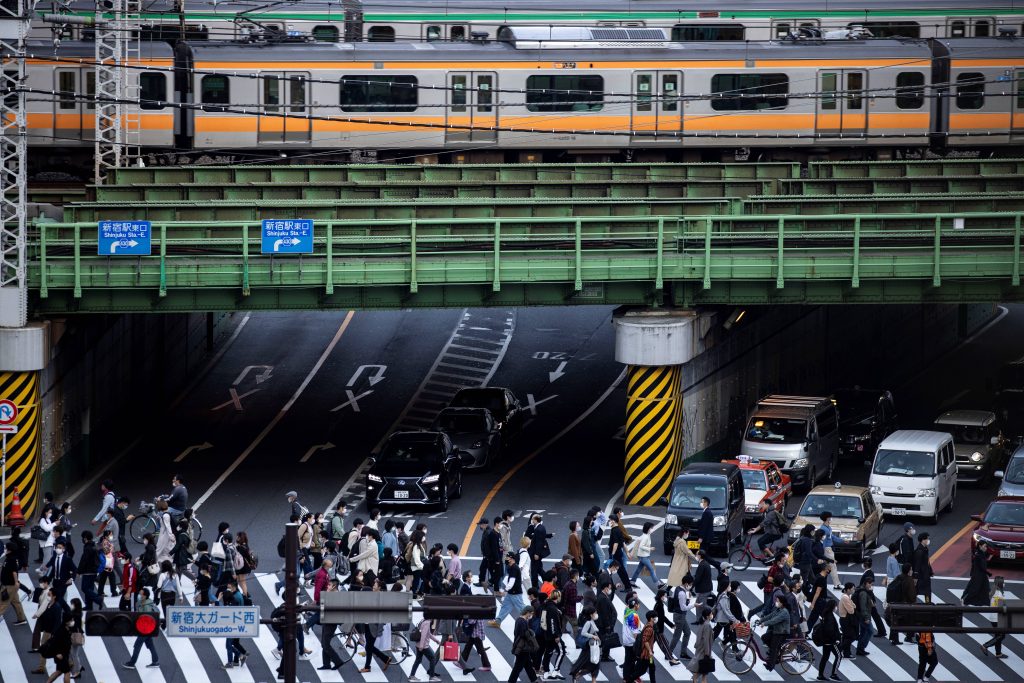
[{"x1": 283, "y1": 522, "x2": 298, "y2": 683}]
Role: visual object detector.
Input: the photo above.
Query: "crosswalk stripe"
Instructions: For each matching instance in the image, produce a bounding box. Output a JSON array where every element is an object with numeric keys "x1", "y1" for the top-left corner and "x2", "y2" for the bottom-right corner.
[
  {"x1": 63, "y1": 583, "x2": 131, "y2": 681},
  {"x1": 0, "y1": 622, "x2": 30, "y2": 683}
]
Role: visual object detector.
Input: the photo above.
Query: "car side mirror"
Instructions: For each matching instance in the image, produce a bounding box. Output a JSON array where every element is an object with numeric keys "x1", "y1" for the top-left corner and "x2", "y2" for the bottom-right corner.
[
  {"x1": 367, "y1": 457, "x2": 376, "y2": 467},
  {"x1": 858, "y1": 517, "x2": 865, "y2": 524},
  {"x1": 769, "y1": 484, "x2": 779, "y2": 491},
  {"x1": 786, "y1": 513, "x2": 796, "y2": 522},
  {"x1": 991, "y1": 436, "x2": 1001, "y2": 446},
  {"x1": 995, "y1": 470, "x2": 1005, "y2": 479},
  {"x1": 970, "y1": 514, "x2": 983, "y2": 522},
  {"x1": 658, "y1": 495, "x2": 669, "y2": 507}
]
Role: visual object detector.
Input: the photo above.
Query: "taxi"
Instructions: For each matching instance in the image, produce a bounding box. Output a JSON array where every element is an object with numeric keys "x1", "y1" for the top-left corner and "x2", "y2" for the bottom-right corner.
[
  {"x1": 787, "y1": 482, "x2": 884, "y2": 559},
  {"x1": 721, "y1": 455, "x2": 792, "y2": 527}
]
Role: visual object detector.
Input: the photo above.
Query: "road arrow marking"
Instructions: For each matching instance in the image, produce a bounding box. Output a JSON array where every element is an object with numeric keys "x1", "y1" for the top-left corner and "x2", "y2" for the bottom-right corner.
[
  {"x1": 273, "y1": 237, "x2": 301, "y2": 252},
  {"x1": 233, "y1": 365, "x2": 273, "y2": 386},
  {"x1": 174, "y1": 442, "x2": 213, "y2": 462},
  {"x1": 299, "y1": 442, "x2": 336, "y2": 463},
  {"x1": 210, "y1": 387, "x2": 261, "y2": 411},
  {"x1": 548, "y1": 361, "x2": 568, "y2": 383},
  {"x1": 331, "y1": 389, "x2": 373, "y2": 413},
  {"x1": 347, "y1": 364, "x2": 387, "y2": 387}
]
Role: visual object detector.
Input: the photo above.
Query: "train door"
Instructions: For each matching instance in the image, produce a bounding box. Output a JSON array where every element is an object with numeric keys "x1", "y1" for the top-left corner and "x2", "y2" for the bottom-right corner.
[
  {"x1": 816, "y1": 69, "x2": 868, "y2": 138},
  {"x1": 446, "y1": 72, "x2": 498, "y2": 143},
  {"x1": 1013, "y1": 70, "x2": 1024, "y2": 141},
  {"x1": 631, "y1": 71, "x2": 683, "y2": 137},
  {"x1": 259, "y1": 72, "x2": 311, "y2": 143},
  {"x1": 54, "y1": 68, "x2": 87, "y2": 141}
]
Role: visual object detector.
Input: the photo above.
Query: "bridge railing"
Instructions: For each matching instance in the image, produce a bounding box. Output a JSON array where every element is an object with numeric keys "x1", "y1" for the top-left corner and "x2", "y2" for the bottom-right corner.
[{"x1": 28, "y1": 212, "x2": 1024, "y2": 300}]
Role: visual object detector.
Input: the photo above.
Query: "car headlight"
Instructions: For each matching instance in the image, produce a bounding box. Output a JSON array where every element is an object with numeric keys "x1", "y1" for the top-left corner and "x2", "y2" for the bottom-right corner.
[
  {"x1": 367, "y1": 473, "x2": 383, "y2": 483},
  {"x1": 973, "y1": 532, "x2": 991, "y2": 545},
  {"x1": 713, "y1": 515, "x2": 726, "y2": 527},
  {"x1": 868, "y1": 485, "x2": 881, "y2": 496},
  {"x1": 793, "y1": 458, "x2": 809, "y2": 468},
  {"x1": 971, "y1": 451, "x2": 984, "y2": 462},
  {"x1": 837, "y1": 532, "x2": 855, "y2": 541},
  {"x1": 421, "y1": 474, "x2": 440, "y2": 484},
  {"x1": 472, "y1": 441, "x2": 483, "y2": 449},
  {"x1": 853, "y1": 434, "x2": 871, "y2": 442},
  {"x1": 665, "y1": 513, "x2": 678, "y2": 525},
  {"x1": 916, "y1": 488, "x2": 936, "y2": 498},
  {"x1": 745, "y1": 504, "x2": 758, "y2": 513}
]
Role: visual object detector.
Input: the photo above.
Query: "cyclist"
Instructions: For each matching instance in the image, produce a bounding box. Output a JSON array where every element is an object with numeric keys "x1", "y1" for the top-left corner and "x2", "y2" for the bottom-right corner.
[
  {"x1": 758, "y1": 593, "x2": 792, "y2": 673},
  {"x1": 749, "y1": 501, "x2": 786, "y2": 559},
  {"x1": 163, "y1": 475, "x2": 188, "y2": 523}
]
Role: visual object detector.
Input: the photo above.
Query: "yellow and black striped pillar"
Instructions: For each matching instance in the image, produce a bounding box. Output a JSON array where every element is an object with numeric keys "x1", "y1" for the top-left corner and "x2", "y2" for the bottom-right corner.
[
  {"x1": 1, "y1": 371, "x2": 40, "y2": 521},
  {"x1": 624, "y1": 365, "x2": 684, "y2": 506}
]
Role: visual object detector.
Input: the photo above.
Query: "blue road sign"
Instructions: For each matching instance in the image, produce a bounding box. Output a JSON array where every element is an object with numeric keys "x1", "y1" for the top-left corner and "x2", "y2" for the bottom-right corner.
[
  {"x1": 165, "y1": 606, "x2": 260, "y2": 638},
  {"x1": 97, "y1": 220, "x2": 152, "y2": 256},
  {"x1": 261, "y1": 219, "x2": 314, "y2": 254}
]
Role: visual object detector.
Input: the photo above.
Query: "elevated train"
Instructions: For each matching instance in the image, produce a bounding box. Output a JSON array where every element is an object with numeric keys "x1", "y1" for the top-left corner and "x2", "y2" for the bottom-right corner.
[{"x1": 22, "y1": 29, "x2": 1024, "y2": 173}]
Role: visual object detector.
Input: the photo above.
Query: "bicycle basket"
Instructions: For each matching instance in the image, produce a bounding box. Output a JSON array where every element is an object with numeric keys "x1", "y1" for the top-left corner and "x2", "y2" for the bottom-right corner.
[{"x1": 734, "y1": 622, "x2": 751, "y2": 639}]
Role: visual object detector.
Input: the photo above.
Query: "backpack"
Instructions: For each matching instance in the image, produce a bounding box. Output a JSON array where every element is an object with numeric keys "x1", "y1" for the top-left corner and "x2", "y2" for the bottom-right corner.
[
  {"x1": 757, "y1": 572, "x2": 769, "y2": 590},
  {"x1": 277, "y1": 534, "x2": 287, "y2": 559},
  {"x1": 811, "y1": 622, "x2": 826, "y2": 646},
  {"x1": 885, "y1": 578, "x2": 902, "y2": 605},
  {"x1": 339, "y1": 530, "x2": 351, "y2": 556},
  {"x1": 632, "y1": 634, "x2": 645, "y2": 656},
  {"x1": 247, "y1": 550, "x2": 259, "y2": 571},
  {"x1": 270, "y1": 604, "x2": 287, "y2": 634},
  {"x1": 515, "y1": 626, "x2": 540, "y2": 655},
  {"x1": 232, "y1": 547, "x2": 245, "y2": 571}
]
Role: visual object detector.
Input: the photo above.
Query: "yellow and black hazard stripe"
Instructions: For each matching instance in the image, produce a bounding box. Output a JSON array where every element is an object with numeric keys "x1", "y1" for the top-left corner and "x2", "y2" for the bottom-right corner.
[
  {"x1": 0, "y1": 371, "x2": 40, "y2": 520},
  {"x1": 624, "y1": 365, "x2": 684, "y2": 507}
]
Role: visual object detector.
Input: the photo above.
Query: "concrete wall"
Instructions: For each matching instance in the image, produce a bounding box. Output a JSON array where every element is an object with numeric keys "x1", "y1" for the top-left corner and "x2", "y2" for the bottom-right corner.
[
  {"x1": 680, "y1": 304, "x2": 996, "y2": 462},
  {"x1": 38, "y1": 312, "x2": 236, "y2": 497}
]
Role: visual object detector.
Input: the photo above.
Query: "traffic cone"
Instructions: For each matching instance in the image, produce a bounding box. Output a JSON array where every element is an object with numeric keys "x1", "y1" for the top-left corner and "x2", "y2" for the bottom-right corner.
[{"x1": 6, "y1": 486, "x2": 25, "y2": 529}]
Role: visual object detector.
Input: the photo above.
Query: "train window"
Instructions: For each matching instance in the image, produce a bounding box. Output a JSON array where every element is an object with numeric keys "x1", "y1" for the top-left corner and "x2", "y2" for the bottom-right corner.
[
  {"x1": 525, "y1": 75, "x2": 604, "y2": 112},
  {"x1": 846, "y1": 72, "x2": 864, "y2": 110},
  {"x1": 340, "y1": 75, "x2": 418, "y2": 112},
  {"x1": 84, "y1": 72, "x2": 95, "y2": 111},
  {"x1": 139, "y1": 72, "x2": 165, "y2": 110},
  {"x1": 477, "y1": 74, "x2": 493, "y2": 113},
  {"x1": 367, "y1": 26, "x2": 395, "y2": 42},
  {"x1": 58, "y1": 71, "x2": 76, "y2": 110},
  {"x1": 289, "y1": 75, "x2": 306, "y2": 113},
  {"x1": 263, "y1": 76, "x2": 280, "y2": 113},
  {"x1": 312, "y1": 25, "x2": 339, "y2": 42},
  {"x1": 450, "y1": 26, "x2": 466, "y2": 41},
  {"x1": 975, "y1": 19, "x2": 992, "y2": 37},
  {"x1": 426, "y1": 25, "x2": 441, "y2": 42},
  {"x1": 895, "y1": 72, "x2": 925, "y2": 109},
  {"x1": 710, "y1": 73, "x2": 788, "y2": 111},
  {"x1": 773, "y1": 19, "x2": 817, "y2": 39},
  {"x1": 1017, "y1": 73, "x2": 1024, "y2": 110},
  {"x1": 956, "y1": 72, "x2": 985, "y2": 110},
  {"x1": 636, "y1": 74, "x2": 653, "y2": 112},
  {"x1": 854, "y1": 21, "x2": 920, "y2": 38},
  {"x1": 201, "y1": 75, "x2": 230, "y2": 107},
  {"x1": 820, "y1": 72, "x2": 837, "y2": 110},
  {"x1": 451, "y1": 74, "x2": 467, "y2": 112},
  {"x1": 662, "y1": 74, "x2": 679, "y2": 112},
  {"x1": 671, "y1": 23, "x2": 744, "y2": 41},
  {"x1": 950, "y1": 20, "x2": 966, "y2": 38},
  {"x1": 773, "y1": 22, "x2": 792, "y2": 39}
]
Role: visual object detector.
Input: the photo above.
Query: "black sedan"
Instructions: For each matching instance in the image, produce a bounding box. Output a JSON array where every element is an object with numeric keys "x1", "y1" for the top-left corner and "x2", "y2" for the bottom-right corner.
[
  {"x1": 832, "y1": 388, "x2": 898, "y2": 461},
  {"x1": 448, "y1": 387, "x2": 524, "y2": 443},
  {"x1": 365, "y1": 432, "x2": 470, "y2": 511},
  {"x1": 431, "y1": 407, "x2": 502, "y2": 470}
]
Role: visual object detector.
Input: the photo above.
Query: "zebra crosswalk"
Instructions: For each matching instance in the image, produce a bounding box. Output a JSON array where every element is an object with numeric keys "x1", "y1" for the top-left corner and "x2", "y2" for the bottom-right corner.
[{"x1": 5, "y1": 572, "x2": 1023, "y2": 683}]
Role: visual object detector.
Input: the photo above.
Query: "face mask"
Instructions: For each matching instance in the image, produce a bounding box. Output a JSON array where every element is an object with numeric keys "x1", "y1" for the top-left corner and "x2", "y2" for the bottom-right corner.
[{"x1": 55, "y1": 549, "x2": 64, "y2": 556}]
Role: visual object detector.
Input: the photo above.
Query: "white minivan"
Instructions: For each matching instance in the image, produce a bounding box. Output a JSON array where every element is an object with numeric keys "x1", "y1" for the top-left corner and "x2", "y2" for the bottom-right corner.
[{"x1": 868, "y1": 430, "x2": 957, "y2": 524}]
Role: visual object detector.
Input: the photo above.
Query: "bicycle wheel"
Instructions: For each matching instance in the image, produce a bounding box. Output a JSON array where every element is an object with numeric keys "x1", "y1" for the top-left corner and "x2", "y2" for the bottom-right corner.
[
  {"x1": 728, "y1": 547, "x2": 751, "y2": 572},
  {"x1": 191, "y1": 517, "x2": 203, "y2": 542},
  {"x1": 336, "y1": 630, "x2": 357, "y2": 664},
  {"x1": 129, "y1": 515, "x2": 155, "y2": 544},
  {"x1": 346, "y1": 630, "x2": 366, "y2": 664},
  {"x1": 780, "y1": 639, "x2": 814, "y2": 676},
  {"x1": 723, "y1": 640, "x2": 756, "y2": 675},
  {"x1": 388, "y1": 633, "x2": 411, "y2": 663}
]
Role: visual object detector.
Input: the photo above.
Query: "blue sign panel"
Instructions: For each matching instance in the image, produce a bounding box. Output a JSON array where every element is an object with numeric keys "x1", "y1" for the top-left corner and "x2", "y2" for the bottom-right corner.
[
  {"x1": 165, "y1": 606, "x2": 260, "y2": 638},
  {"x1": 261, "y1": 219, "x2": 314, "y2": 254},
  {"x1": 97, "y1": 220, "x2": 152, "y2": 256}
]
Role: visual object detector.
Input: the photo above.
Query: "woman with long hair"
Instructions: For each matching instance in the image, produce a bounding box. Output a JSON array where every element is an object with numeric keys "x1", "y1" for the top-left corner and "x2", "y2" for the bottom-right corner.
[
  {"x1": 234, "y1": 531, "x2": 254, "y2": 598},
  {"x1": 157, "y1": 560, "x2": 179, "y2": 612},
  {"x1": 67, "y1": 598, "x2": 85, "y2": 680}
]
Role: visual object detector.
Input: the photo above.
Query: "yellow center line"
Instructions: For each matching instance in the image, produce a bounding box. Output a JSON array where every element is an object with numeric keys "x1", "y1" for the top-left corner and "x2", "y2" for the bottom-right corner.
[
  {"x1": 459, "y1": 368, "x2": 627, "y2": 556},
  {"x1": 929, "y1": 518, "x2": 975, "y2": 565}
]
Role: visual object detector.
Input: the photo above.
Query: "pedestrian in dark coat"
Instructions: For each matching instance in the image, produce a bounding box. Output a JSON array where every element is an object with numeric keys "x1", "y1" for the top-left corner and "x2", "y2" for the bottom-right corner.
[
  {"x1": 912, "y1": 534, "x2": 933, "y2": 602},
  {"x1": 962, "y1": 541, "x2": 992, "y2": 607}
]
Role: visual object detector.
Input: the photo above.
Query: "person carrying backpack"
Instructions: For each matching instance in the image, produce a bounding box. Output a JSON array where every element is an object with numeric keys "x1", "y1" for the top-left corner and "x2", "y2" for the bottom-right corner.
[
  {"x1": 853, "y1": 577, "x2": 875, "y2": 657},
  {"x1": 510, "y1": 605, "x2": 541, "y2": 682},
  {"x1": 812, "y1": 598, "x2": 841, "y2": 681}
]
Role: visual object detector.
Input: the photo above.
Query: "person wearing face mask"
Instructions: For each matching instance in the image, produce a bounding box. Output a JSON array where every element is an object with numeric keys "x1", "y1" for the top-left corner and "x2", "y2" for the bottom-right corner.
[
  {"x1": 654, "y1": 588, "x2": 682, "y2": 665},
  {"x1": 139, "y1": 533, "x2": 158, "y2": 591},
  {"x1": 668, "y1": 577, "x2": 694, "y2": 660},
  {"x1": 621, "y1": 597, "x2": 643, "y2": 683},
  {"x1": 45, "y1": 541, "x2": 76, "y2": 612},
  {"x1": 686, "y1": 607, "x2": 714, "y2": 683},
  {"x1": 912, "y1": 533, "x2": 933, "y2": 604},
  {"x1": 41, "y1": 609, "x2": 76, "y2": 683},
  {"x1": 0, "y1": 541, "x2": 28, "y2": 625},
  {"x1": 695, "y1": 498, "x2": 714, "y2": 557},
  {"x1": 107, "y1": 497, "x2": 133, "y2": 555},
  {"x1": 635, "y1": 610, "x2": 658, "y2": 683},
  {"x1": 898, "y1": 523, "x2": 916, "y2": 567},
  {"x1": 760, "y1": 594, "x2": 791, "y2": 673}
]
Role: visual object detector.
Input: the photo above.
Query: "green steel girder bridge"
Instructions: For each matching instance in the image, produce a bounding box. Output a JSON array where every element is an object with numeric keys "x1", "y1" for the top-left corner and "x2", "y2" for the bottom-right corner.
[{"x1": 25, "y1": 159, "x2": 1024, "y2": 313}]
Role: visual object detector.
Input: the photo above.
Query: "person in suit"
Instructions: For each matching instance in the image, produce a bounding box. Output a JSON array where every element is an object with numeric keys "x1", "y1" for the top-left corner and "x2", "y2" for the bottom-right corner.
[
  {"x1": 595, "y1": 582, "x2": 617, "y2": 662},
  {"x1": 912, "y1": 533, "x2": 933, "y2": 604},
  {"x1": 478, "y1": 519, "x2": 502, "y2": 590},
  {"x1": 696, "y1": 497, "x2": 714, "y2": 555},
  {"x1": 692, "y1": 550, "x2": 714, "y2": 610},
  {"x1": 45, "y1": 541, "x2": 76, "y2": 612},
  {"x1": 528, "y1": 515, "x2": 553, "y2": 589}
]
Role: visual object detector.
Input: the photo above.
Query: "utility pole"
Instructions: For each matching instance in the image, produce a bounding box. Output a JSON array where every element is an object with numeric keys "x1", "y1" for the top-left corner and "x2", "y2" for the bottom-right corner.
[{"x1": 282, "y1": 522, "x2": 298, "y2": 683}]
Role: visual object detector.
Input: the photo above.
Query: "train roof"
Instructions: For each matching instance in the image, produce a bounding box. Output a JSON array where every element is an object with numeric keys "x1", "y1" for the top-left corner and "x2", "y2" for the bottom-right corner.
[{"x1": 27, "y1": 41, "x2": 175, "y2": 59}]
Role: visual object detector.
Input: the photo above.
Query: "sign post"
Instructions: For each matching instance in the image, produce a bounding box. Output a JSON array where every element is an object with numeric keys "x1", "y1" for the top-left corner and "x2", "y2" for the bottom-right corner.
[
  {"x1": 0, "y1": 398, "x2": 17, "y2": 527},
  {"x1": 97, "y1": 220, "x2": 152, "y2": 256}
]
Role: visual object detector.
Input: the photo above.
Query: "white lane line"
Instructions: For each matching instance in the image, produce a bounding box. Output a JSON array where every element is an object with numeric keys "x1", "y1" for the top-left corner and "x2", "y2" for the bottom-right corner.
[
  {"x1": 0, "y1": 621, "x2": 29, "y2": 683},
  {"x1": 193, "y1": 310, "x2": 355, "y2": 511}
]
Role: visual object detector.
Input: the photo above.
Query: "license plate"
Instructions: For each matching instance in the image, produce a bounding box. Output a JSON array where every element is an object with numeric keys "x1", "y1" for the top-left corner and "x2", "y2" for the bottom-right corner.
[
  {"x1": 394, "y1": 490, "x2": 409, "y2": 499},
  {"x1": 1001, "y1": 550, "x2": 1016, "y2": 560},
  {"x1": 890, "y1": 507, "x2": 907, "y2": 516},
  {"x1": 687, "y1": 540, "x2": 701, "y2": 550}
]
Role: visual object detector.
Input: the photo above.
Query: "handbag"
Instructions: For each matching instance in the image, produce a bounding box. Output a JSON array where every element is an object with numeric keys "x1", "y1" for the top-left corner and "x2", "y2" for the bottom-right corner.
[
  {"x1": 442, "y1": 640, "x2": 460, "y2": 661},
  {"x1": 211, "y1": 540, "x2": 226, "y2": 560},
  {"x1": 600, "y1": 632, "x2": 621, "y2": 650},
  {"x1": 30, "y1": 525, "x2": 48, "y2": 541},
  {"x1": 0, "y1": 587, "x2": 8, "y2": 602},
  {"x1": 588, "y1": 641, "x2": 600, "y2": 665},
  {"x1": 698, "y1": 656, "x2": 716, "y2": 674},
  {"x1": 71, "y1": 632, "x2": 84, "y2": 646}
]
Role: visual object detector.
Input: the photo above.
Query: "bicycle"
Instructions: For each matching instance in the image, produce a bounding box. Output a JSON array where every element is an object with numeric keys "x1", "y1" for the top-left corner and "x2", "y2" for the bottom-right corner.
[
  {"x1": 727, "y1": 532, "x2": 778, "y2": 571},
  {"x1": 129, "y1": 499, "x2": 203, "y2": 544},
  {"x1": 334, "y1": 624, "x2": 411, "y2": 665},
  {"x1": 723, "y1": 629, "x2": 815, "y2": 676}
]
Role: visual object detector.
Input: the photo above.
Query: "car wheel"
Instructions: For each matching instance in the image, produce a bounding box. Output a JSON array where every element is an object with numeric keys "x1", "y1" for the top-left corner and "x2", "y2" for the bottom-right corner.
[
  {"x1": 945, "y1": 487, "x2": 955, "y2": 513},
  {"x1": 453, "y1": 473, "x2": 464, "y2": 500},
  {"x1": 439, "y1": 486, "x2": 449, "y2": 512},
  {"x1": 857, "y1": 541, "x2": 866, "y2": 561},
  {"x1": 804, "y1": 469, "x2": 816, "y2": 492}
]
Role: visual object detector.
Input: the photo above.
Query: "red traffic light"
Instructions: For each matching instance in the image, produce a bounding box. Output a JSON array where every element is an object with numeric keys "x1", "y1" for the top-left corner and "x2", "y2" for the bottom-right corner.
[{"x1": 85, "y1": 611, "x2": 161, "y2": 637}]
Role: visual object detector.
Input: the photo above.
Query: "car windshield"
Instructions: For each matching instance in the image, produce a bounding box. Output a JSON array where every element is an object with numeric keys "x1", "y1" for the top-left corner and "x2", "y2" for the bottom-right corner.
[
  {"x1": 670, "y1": 482, "x2": 725, "y2": 510},
  {"x1": 451, "y1": 391, "x2": 505, "y2": 417},
  {"x1": 800, "y1": 494, "x2": 863, "y2": 519},
  {"x1": 741, "y1": 469, "x2": 767, "y2": 491},
  {"x1": 745, "y1": 418, "x2": 807, "y2": 444},
  {"x1": 985, "y1": 502, "x2": 1024, "y2": 526},
  {"x1": 873, "y1": 449, "x2": 934, "y2": 477},
  {"x1": 1005, "y1": 457, "x2": 1024, "y2": 484},
  {"x1": 943, "y1": 424, "x2": 988, "y2": 445},
  {"x1": 378, "y1": 441, "x2": 442, "y2": 468},
  {"x1": 435, "y1": 414, "x2": 487, "y2": 433},
  {"x1": 833, "y1": 391, "x2": 877, "y2": 418}
]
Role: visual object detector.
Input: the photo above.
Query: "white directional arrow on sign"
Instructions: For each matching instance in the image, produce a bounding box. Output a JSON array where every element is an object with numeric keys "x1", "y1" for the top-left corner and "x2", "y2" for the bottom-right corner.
[
  {"x1": 174, "y1": 442, "x2": 213, "y2": 462},
  {"x1": 273, "y1": 238, "x2": 301, "y2": 252},
  {"x1": 347, "y1": 364, "x2": 387, "y2": 387},
  {"x1": 548, "y1": 361, "x2": 568, "y2": 383},
  {"x1": 233, "y1": 365, "x2": 273, "y2": 386},
  {"x1": 109, "y1": 239, "x2": 138, "y2": 254},
  {"x1": 299, "y1": 442, "x2": 336, "y2": 463}
]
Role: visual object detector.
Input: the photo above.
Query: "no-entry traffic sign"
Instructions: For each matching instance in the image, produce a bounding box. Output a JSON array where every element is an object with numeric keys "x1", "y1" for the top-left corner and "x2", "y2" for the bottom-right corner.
[{"x1": 0, "y1": 399, "x2": 17, "y2": 425}]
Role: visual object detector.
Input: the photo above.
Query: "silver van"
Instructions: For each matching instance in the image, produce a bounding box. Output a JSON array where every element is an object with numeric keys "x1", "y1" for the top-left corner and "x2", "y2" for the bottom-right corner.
[
  {"x1": 740, "y1": 395, "x2": 840, "y2": 491},
  {"x1": 997, "y1": 445, "x2": 1024, "y2": 497},
  {"x1": 868, "y1": 430, "x2": 957, "y2": 524}
]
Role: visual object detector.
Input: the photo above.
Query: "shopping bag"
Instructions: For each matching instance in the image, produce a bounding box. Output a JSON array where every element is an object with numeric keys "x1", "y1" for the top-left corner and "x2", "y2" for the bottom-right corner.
[
  {"x1": 589, "y1": 641, "x2": 600, "y2": 665},
  {"x1": 443, "y1": 640, "x2": 460, "y2": 661}
]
